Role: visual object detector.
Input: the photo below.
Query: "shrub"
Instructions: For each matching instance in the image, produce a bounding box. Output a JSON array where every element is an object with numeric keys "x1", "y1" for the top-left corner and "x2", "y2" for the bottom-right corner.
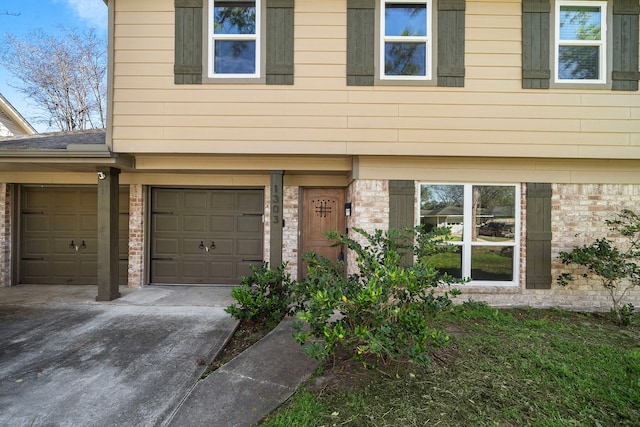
[
  {"x1": 292, "y1": 226, "x2": 464, "y2": 367},
  {"x1": 225, "y1": 262, "x2": 294, "y2": 329},
  {"x1": 557, "y1": 209, "x2": 640, "y2": 325}
]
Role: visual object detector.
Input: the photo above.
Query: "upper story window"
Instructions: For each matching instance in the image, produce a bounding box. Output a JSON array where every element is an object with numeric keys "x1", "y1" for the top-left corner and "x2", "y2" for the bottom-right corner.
[
  {"x1": 380, "y1": 0, "x2": 433, "y2": 80},
  {"x1": 554, "y1": 0, "x2": 607, "y2": 84},
  {"x1": 208, "y1": 0, "x2": 261, "y2": 78}
]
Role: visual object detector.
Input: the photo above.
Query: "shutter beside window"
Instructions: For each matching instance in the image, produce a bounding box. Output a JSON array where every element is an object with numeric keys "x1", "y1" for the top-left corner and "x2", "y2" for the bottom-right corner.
[
  {"x1": 522, "y1": 0, "x2": 550, "y2": 89},
  {"x1": 266, "y1": 0, "x2": 295, "y2": 85},
  {"x1": 437, "y1": 0, "x2": 466, "y2": 87},
  {"x1": 174, "y1": 0, "x2": 203, "y2": 85},
  {"x1": 347, "y1": 0, "x2": 375, "y2": 86},
  {"x1": 389, "y1": 180, "x2": 415, "y2": 266},
  {"x1": 526, "y1": 183, "x2": 552, "y2": 289},
  {"x1": 612, "y1": 0, "x2": 640, "y2": 91}
]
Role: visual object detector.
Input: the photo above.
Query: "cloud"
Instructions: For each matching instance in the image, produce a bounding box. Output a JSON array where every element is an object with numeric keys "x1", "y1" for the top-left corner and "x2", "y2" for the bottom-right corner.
[{"x1": 61, "y1": 0, "x2": 108, "y2": 29}]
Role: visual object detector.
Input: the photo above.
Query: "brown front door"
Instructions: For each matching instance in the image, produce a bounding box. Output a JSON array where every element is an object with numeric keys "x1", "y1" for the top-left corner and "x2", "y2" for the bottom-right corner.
[{"x1": 300, "y1": 188, "x2": 346, "y2": 276}]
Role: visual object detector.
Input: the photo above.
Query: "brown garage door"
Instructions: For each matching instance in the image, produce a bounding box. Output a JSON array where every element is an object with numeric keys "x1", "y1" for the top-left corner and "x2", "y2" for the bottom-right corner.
[
  {"x1": 151, "y1": 188, "x2": 264, "y2": 285},
  {"x1": 20, "y1": 186, "x2": 129, "y2": 285}
]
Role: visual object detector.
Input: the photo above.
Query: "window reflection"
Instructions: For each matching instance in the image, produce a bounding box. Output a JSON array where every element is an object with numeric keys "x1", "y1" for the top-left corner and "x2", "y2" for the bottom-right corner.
[
  {"x1": 471, "y1": 246, "x2": 514, "y2": 281},
  {"x1": 420, "y1": 184, "x2": 464, "y2": 241}
]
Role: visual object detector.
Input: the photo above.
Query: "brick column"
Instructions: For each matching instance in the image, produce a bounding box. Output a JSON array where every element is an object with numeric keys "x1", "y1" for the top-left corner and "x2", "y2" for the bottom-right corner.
[
  {"x1": 128, "y1": 184, "x2": 145, "y2": 287},
  {"x1": 0, "y1": 183, "x2": 11, "y2": 287}
]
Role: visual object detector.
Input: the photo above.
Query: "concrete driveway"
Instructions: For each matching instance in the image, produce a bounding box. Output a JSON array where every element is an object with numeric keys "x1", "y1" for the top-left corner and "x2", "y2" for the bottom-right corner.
[{"x1": 0, "y1": 285, "x2": 238, "y2": 427}]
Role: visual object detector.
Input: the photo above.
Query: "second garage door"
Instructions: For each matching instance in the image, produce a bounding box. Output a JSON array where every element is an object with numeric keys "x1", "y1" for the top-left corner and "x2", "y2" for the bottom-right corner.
[{"x1": 151, "y1": 188, "x2": 264, "y2": 284}]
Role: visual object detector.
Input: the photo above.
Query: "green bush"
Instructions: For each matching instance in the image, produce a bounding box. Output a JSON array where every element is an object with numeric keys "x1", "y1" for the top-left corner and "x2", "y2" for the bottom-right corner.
[
  {"x1": 292, "y1": 226, "x2": 464, "y2": 367},
  {"x1": 558, "y1": 209, "x2": 640, "y2": 325},
  {"x1": 225, "y1": 262, "x2": 294, "y2": 328}
]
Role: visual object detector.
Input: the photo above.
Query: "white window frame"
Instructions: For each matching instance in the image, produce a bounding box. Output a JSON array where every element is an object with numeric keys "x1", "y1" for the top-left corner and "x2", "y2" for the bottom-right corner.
[
  {"x1": 380, "y1": 0, "x2": 433, "y2": 81},
  {"x1": 419, "y1": 183, "x2": 521, "y2": 286},
  {"x1": 554, "y1": 0, "x2": 607, "y2": 84},
  {"x1": 208, "y1": 0, "x2": 261, "y2": 79}
]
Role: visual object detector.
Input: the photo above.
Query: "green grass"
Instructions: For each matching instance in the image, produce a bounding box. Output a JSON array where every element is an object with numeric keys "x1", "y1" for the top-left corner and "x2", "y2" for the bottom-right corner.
[{"x1": 261, "y1": 304, "x2": 640, "y2": 426}]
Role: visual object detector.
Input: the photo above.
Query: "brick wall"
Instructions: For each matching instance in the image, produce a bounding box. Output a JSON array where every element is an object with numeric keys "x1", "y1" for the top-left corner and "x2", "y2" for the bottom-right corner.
[
  {"x1": 346, "y1": 180, "x2": 389, "y2": 274},
  {"x1": 127, "y1": 184, "x2": 145, "y2": 287},
  {"x1": 0, "y1": 183, "x2": 10, "y2": 286}
]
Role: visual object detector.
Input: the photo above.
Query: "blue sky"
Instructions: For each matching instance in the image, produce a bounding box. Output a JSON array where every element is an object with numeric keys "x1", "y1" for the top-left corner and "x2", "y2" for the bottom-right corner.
[{"x1": 0, "y1": 0, "x2": 108, "y2": 132}]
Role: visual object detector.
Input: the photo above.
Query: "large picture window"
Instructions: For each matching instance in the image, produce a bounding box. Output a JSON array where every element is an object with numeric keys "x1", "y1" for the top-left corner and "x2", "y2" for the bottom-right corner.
[
  {"x1": 420, "y1": 184, "x2": 520, "y2": 285},
  {"x1": 380, "y1": 0, "x2": 432, "y2": 80},
  {"x1": 555, "y1": 0, "x2": 607, "y2": 83},
  {"x1": 208, "y1": 0, "x2": 261, "y2": 78}
]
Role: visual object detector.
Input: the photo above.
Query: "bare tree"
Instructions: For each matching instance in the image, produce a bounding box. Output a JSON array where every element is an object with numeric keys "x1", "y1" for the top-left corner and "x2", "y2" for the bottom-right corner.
[{"x1": 0, "y1": 27, "x2": 106, "y2": 131}]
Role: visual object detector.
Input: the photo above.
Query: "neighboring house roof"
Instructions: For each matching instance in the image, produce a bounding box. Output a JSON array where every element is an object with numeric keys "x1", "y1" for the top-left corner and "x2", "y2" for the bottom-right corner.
[
  {"x1": 0, "y1": 93, "x2": 37, "y2": 137},
  {"x1": 0, "y1": 129, "x2": 134, "y2": 172}
]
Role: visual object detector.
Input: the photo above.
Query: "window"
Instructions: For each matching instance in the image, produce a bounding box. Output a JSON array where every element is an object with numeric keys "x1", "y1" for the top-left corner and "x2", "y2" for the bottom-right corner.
[
  {"x1": 380, "y1": 0, "x2": 432, "y2": 80},
  {"x1": 420, "y1": 184, "x2": 520, "y2": 285},
  {"x1": 208, "y1": 0, "x2": 261, "y2": 78},
  {"x1": 555, "y1": 0, "x2": 607, "y2": 83}
]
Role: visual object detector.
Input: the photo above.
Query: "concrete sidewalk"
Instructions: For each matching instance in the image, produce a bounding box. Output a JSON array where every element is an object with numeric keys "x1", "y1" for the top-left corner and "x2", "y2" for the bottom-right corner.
[
  {"x1": 0, "y1": 285, "x2": 317, "y2": 426},
  {"x1": 166, "y1": 317, "x2": 318, "y2": 427}
]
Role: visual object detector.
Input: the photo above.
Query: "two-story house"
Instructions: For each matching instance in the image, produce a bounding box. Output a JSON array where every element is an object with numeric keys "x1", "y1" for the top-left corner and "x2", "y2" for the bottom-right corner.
[{"x1": 0, "y1": 0, "x2": 638, "y2": 309}]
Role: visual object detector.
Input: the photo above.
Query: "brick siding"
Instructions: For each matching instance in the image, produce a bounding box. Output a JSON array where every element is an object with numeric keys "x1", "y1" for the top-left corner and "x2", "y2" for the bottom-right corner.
[
  {"x1": 0, "y1": 183, "x2": 10, "y2": 286},
  {"x1": 127, "y1": 184, "x2": 145, "y2": 287}
]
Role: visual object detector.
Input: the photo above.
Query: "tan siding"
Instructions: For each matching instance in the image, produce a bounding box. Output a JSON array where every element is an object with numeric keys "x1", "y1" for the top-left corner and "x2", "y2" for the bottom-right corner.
[{"x1": 111, "y1": 0, "x2": 640, "y2": 163}]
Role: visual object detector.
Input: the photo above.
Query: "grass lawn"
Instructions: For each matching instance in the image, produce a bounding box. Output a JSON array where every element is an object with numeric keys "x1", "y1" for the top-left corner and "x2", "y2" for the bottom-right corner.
[{"x1": 261, "y1": 304, "x2": 640, "y2": 426}]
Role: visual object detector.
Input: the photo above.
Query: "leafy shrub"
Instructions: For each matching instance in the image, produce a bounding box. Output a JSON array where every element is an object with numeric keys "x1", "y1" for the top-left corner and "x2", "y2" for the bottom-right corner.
[
  {"x1": 225, "y1": 262, "x2": 294, "y2": 328},
  {"x1": 558, "y1": 209, "x2": 640, "y2": 325},
  {"x1": 292, "y1": 226, "x2": 465, "y2": 367}
]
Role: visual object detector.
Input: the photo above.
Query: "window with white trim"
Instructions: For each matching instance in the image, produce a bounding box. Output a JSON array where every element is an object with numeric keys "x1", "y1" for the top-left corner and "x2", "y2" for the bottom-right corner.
[
  {"x1": 380, "y1": 0, "x2": 432, "y2": 80},
  {"x1": 555, "y1": 0, "x2": 607, "y2": 83},
  {"x1": 420, "y1": 184, "x2": 520, "y2": 285},
  {"x1": 208, "y1": 0, "x2": 261, "y2": 78}
]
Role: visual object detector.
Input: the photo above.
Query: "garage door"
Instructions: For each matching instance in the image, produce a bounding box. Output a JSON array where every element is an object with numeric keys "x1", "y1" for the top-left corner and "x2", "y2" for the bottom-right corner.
[
  {"x1": 20, "y1": 186, "x2": 129, "y2": 285},
  {"x1": 151, "y1": 188, "x2": 264, "y2": 284}
]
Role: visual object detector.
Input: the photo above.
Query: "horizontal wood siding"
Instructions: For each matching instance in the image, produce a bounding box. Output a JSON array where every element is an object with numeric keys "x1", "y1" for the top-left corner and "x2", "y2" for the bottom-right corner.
[{"x1": 112, "y1": 0, "x2": 640, "y2": 162}]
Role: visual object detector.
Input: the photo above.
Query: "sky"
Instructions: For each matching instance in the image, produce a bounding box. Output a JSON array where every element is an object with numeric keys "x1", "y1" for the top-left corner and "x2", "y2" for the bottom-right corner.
[{"x1": 0, "y1": 0, "x2": 108, "y2": 132}]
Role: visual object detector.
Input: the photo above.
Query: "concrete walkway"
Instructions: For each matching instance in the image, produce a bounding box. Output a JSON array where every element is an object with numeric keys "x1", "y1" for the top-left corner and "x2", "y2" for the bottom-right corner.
[{"x1": 0, "y1": 285, "x2": 316, "y2": 427}]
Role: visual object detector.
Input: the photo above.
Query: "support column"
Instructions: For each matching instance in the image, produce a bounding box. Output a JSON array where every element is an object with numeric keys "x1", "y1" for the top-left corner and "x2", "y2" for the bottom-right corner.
[
  {"x1": 96, "y1": 167, "x2": 121, "y2": 301},
  {"x1": 270, "y1": 171, "x2": 283, "y2": 268}
]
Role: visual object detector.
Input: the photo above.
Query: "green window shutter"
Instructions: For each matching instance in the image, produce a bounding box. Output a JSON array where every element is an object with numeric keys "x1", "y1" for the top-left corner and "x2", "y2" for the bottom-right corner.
[
  {"x1": 437, "y1": 0, "x2": 466, "y2": 87},
  {"x1": 347, "y1": 0, "x2": 375, "y2": 86},
  {"x1": 266, "y1": 0, "x2": 295, "y2": 85},
  {"x1": 612, "y1": 0, "x2": 640, "y2": 91},
  {"x1": 521, "y1": 0, "x2": 550, "y2": 89},
  {"x1": 526, "y1": 183, "x2": 552, "y2": 289},
  {"x1": 389, "y1": 180, "x2": 415, "y2": 266},
  {"x1": 174, "y1": 0, "x2": 203, "y2": 84}
]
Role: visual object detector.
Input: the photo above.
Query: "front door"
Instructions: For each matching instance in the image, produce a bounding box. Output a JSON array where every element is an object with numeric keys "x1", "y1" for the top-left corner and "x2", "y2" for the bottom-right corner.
[{"x1": 300, "y1": 188, "x2": 346, "y2": 276}]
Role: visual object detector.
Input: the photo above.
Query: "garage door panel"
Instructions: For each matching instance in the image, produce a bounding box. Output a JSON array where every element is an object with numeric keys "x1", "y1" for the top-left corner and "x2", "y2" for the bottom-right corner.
[
  {"x1": 53, "y1": 215, "x2": 77, "y2": 232},
  {"x1": 209, "y1": 215, "x2": 234, "y2": 232},
  {"x1": 24, "y1": 238, "x2": 49, "y2": 255},
  {"x1": 154, "y1": 216, "x2": 179, "y2": 233},
  {"x1": 208, "y1": 261, "x2": 234, "y2": 280},
  {"x1": 211, "y1": 239, "x2": 233, "y2": 255},
  {"x1": 23, "y1": 189, "x2": 50, "y2": 210},
  {"x1": 183, "y1": 239, "x2": 208, "y2": 255},
  {"x1": 182, "y1": 261, "x2": 206, "y2": 278},
  {"x1": 154, "y1": 190, "x2": 180, "y2": 211},
  {"x1": 210, "y1": 192, "x2": 234, "y2": 210},
  {"x1": 183, "y1": 215, "x2": 207, "y2": 232},
  {"x1": 184, "y1": 191, "x2": 208, "y2": 209},
  {"x1": 79, "y1": 214, "x2": 98, "y2": 233},
  {"x1": 238, "y1": 216, "x2": 262, "y2": 233},
  {"x1": 237, "y1": 192, "x2": 264, "y2": 211},
  {"x1": 237, "y1": 239, "x2": 262, "y2": 256},
  {"x1": 154, "y1": 239, "x2": 179, "y2": 255},
  {"x1": 24, "y1": 215, "x2": 49, "y2": 232}
]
